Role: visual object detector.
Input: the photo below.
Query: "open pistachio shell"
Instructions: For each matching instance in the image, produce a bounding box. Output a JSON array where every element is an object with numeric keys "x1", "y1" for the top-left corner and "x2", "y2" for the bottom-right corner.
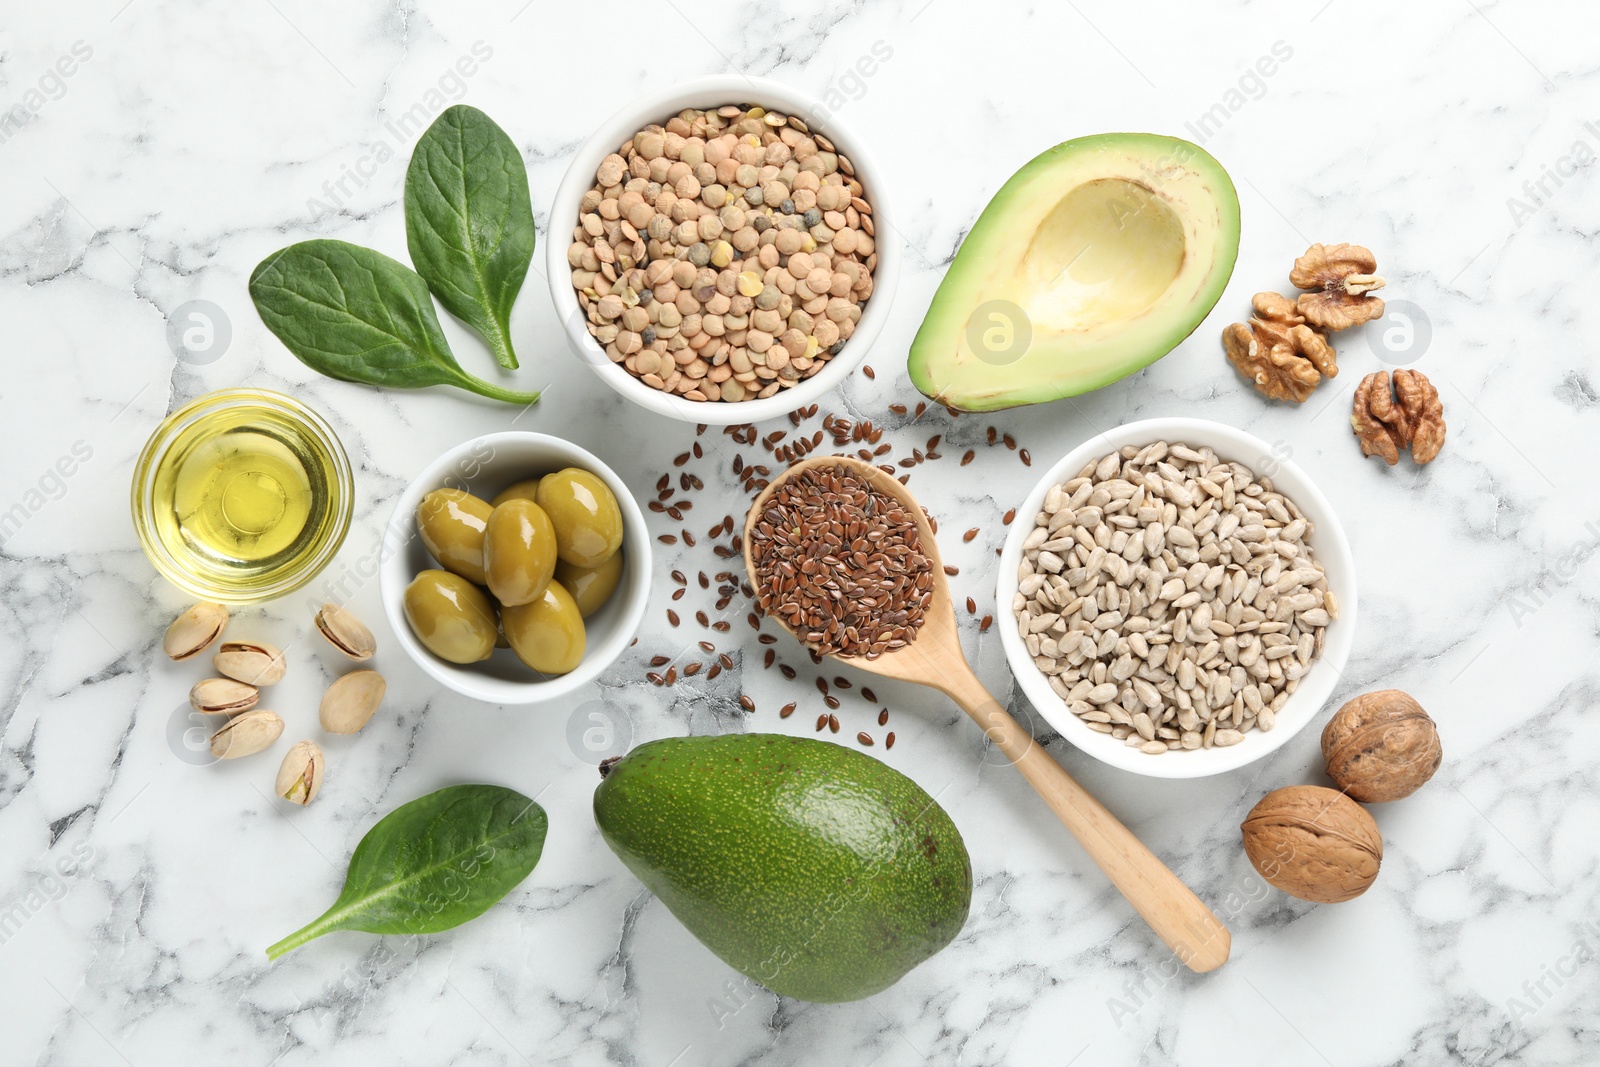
[
  {"x1": 315, "y1": 602, "x2": 376, "y2": 661},
  {"x1": 189, "y1": 677, "x2": 260, "y2": 715},
  {"x1": 163, "y1": 602, "x2": 229, "y2": 660},
  {"x1": 209, "y1": 709, "x2": 284, "y2": 759},
  {"x1": 213, "y1": 641, "x2": 287, "y2": 686},
  {"x1": 275, "y1": 741, "x2": 325, "y2": 805}
]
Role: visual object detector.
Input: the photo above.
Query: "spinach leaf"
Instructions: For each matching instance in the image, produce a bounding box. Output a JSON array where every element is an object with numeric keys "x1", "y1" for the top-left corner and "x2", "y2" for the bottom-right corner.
[
  {"x1": 406, "y1": 105, "x2": 535, "y2": 371},
  {"x1": 266, "y1": 784, "x2": 546, "y2": 959},
  {"x1": 249, "y1": 240, "x2": 540, "y2": 405}
]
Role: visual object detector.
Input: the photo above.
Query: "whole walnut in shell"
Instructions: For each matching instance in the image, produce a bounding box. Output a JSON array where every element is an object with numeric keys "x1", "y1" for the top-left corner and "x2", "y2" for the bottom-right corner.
[
  {"x1": 1241, "y1": 786, "x2": 1382, "y2": 903},
  {"x1": 1321, "y1": 689, "x2": 1441, "y2": 802}
]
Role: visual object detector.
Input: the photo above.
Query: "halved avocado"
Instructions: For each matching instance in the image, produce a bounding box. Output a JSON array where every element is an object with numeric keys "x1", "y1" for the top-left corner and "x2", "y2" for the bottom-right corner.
[{"x1": 908, "y1": 134, "x2": 1240, "y2": 412}]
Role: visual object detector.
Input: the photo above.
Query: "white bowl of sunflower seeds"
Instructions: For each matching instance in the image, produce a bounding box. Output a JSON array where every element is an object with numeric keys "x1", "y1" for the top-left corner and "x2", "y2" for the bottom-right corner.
[{"x1": 997, "y1": 418, "x2": 1357, "y2": 779}]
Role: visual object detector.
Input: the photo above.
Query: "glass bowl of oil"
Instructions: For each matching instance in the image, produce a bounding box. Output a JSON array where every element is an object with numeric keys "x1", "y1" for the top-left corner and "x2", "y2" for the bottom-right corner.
[{"x1": 131, "y1": 389, "x2": 353, "y2": 604}]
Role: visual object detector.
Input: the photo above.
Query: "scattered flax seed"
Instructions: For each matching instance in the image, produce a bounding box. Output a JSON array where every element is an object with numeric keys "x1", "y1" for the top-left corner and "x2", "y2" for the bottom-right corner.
[
  {"x1": 698, "y1": 640, "x2": 715, "y2": 653},
  {"x1": 739, "y1": 694, "x2": 755, "y2": 712},
  {"x1": 671, "y1": 570, "x2": 686, "y2": 585},
  {"x1": 647, "y1": 672, "x2": 664, "y2": 685},
  {"x1": 719, "y1": 653, "x2": 734, "y2": 670},
  {"x1": 707, "y1": 663, "x2": 722, "y2": 680},
  {"x1": 816, "y1": 714, "x2": 828, "y2": 731},
  {"x1": 863, "y1": 365, "x2": 876, "y2": 379},
  {"x1": 833, "y1": 676, "x2": 851, "y2": 689},
  {"x1": 1003, "y1": 508, "x2": 1017, "y2": 525},
  {"x1": 658, "y1": 534, "x2": 678, "y2": 545},
  {"x1": 664, "y1": 666, "x2": 677, "y2": 684},
  {"x1": 980, "y1": 614, "x2": 993, "y2": 633},
  {"x1": 780, "y1": 702, "x2": 797, "y2": 718},
  {"x1": 692, "y1": 442, "x2": 703, "y2": 459},
  {"x1": 987, "y1": 427, "x2": 998, "y2": 445},
  {"x1": 963, "y1": 528, "x2": 979, "y2": 543},
  {"x1": 656, "y1": 474, "x2": 670, "y2": 492},
  {"x1": 674, "y1": 452, "x2": 690, "y2": 467},
  {"x1": 684, "y1": 662, "x2": 702, "y2": 676},
  {"x1": 878, "y1": 707, "x2": 889, "y2": 726},
  {"x1": 671, "y1": 589, "x2": 685, "y2": 601},
  {"x1": 650, "y1": 655, "x2": 669, "y2": 667},
  {"x1": 885, "y1": 732, "x2": 896, "y2": 749},
  {"x1": 1020, "y1": 449, "x2": 1032, "y2": 467},
  {"x1": 758, "y1": 633, "x2": 777, "y2": 645},
  {"x1": 862, "y1": 688, "x2": 878, "y2": 704},
  {"x1": 780, "y1": 664, "x2": 797, "y2": 679},
  {"x1": 763, "y1": 649, "x2": 775, "y2": 668},
  {"x1": 858, "y1": 732, "x2": 874, "y2": 746},
  {"x1": 816, "y1": 678, "x2": 830, "y2": 696},
  {"x1": 666, "y1": 610, "x2": 680, "y2": 626},
  {"x1": 1003, "y1": 433, "x2": 1016, "y2": 450},
  {"x1": 889, "y1": 403, "x2": 907, "y2": 415},
  {"x1": 683, "y1": 531, "x2": 696, "y2": 546},
  {"x1": 915, "y1": 402, "x2": 927, "y2": 417},
  {"x1": 695, "y1": 610, "x2": 709, "y2": 627},
  {"x1": 828, "y1": 714, "x2": 840, "y2": 733},
  {"x1": 961, "y1": 450, "x2": 975, "y2": 466},
  {"x1": 967, "y1": 597, "x2": 977, "y2": 614},
  {"x1": 944, "y1": 565, "x2": 959, "y2": 576},
  {"x1": 824, "y1": 694, "x2": 841, "y2": 710},
  {"x1": 713, "y1": 621, "x2": 731, "y2": 632}
]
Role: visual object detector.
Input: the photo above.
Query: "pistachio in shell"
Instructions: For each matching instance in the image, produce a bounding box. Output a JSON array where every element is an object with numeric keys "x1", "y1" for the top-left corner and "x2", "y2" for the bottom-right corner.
[
  {"x1": 1321, "y1": 689, "x2": 1442, "y2": 802},
  {"x1": 163, "y1": 602, "x2": 229, "y2": 660},
  {"x1": 1241, "y1": 785, "x2": 1382, "y2": 904},
  {"x1": 189, "y1": 677, "x2": 260, "y2": 715},
  {"x1": 213, "y1": 641, "x2": 287, "y2": 687},
  {"x1": 319, "y1": 669, "x2": 386, "y2": 734},
  {"x1": 209, "y1": 709, "x2": 284, "y2": 759},
  {"x1": 315, "y1": 602, "x2": 376, "y2": 661},
  {"x1": 275, "y1": 741, "x2": 325, "y2": 805}
]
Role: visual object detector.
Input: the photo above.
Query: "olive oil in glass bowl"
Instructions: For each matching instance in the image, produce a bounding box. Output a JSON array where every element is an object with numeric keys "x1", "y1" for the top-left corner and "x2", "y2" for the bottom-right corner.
[{"x1": 132, "y1": 389, "x2": 353, "y2": 603}]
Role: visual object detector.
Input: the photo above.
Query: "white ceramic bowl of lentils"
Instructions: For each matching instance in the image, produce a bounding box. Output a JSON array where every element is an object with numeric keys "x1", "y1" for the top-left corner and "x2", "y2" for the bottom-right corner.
[
  {"x1": 996, "y1": 418, "x2": 1358, "y2": 779},
  {"x1": 547, "y1": 75, "x2": 898, "y2": 426}
]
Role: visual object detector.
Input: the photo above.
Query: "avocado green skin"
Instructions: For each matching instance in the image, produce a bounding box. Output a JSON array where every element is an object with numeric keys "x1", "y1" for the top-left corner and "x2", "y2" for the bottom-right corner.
[
  {"x1": 908, "y1": 132, "x2": 1241, "y2": 412},
  {"x1": 593, "y1": 734, "x2": 972, "y2": 1003}
]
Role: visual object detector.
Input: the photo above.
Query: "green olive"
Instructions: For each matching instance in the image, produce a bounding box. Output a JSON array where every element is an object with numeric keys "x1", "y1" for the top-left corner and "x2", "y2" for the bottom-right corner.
[
  {"x1": 416, "y1": 488, "x2": 493, "y2": 584},
  {"x1": 491, "y1": 478, "x2": 543, "y2": 508},
  {"x1": 555, "y1": 550, "x2": 624, "y2": 617},
  {"x1": 403, "y1": 569, "x2": 498, "y2": 664},
  {"x1": 502, "y1": 581, "x2": 586, "y2": 675},
  {"x1": 536, "y1": 467, "x2": 623, "y2": 567},
  {"x1": 484, "y1": 499, "x2": 558, "y2": 607}
]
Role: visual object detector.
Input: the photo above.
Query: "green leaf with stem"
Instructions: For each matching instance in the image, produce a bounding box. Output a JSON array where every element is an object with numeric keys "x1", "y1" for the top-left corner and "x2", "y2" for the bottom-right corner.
[
  {"x1": 266, "y1": 784, "x2": 546, "y2": 960},
  {"x1": 405, "y1": 105, "x2": 535, "y2": 371},
  {"x1": 248, "y1": 240, "x2": 541, "y2": 405}
]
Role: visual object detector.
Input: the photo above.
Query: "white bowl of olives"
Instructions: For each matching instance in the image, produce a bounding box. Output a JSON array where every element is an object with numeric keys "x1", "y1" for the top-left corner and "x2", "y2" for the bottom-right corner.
[{"x1": 380, "y1": 432, "x2": 651, "y2": 705}]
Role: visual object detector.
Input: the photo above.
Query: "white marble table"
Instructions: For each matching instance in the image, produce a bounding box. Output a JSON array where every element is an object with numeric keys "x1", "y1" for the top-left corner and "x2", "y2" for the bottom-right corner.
[{"x1": 3, "y1": 1, "x2": 1598, "y2": 1063}]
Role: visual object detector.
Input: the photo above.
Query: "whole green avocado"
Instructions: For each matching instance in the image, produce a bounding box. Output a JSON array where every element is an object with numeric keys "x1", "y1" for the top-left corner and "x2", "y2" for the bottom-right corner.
[{"x1": 593, "y1": 733, "x2": 972, "y2": 1003}]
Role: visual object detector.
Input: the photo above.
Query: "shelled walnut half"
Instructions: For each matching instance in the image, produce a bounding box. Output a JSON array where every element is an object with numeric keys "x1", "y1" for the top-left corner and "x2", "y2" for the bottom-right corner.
[
  {"x1": 1352, "y1": 369, "x2": 1446, "y2": 465},
  {"x1": 1291, "y1": 243, "x2": 1387, "y2": 331},
  {"x1": 1223, "y1": 292, "x2": 1338, "y2": 403}
]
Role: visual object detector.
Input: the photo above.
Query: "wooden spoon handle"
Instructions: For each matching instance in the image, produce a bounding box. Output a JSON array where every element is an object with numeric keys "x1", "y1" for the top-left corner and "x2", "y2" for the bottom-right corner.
[{"x1": 946, "y1": 674, "x2": 1231, "y2": 973}]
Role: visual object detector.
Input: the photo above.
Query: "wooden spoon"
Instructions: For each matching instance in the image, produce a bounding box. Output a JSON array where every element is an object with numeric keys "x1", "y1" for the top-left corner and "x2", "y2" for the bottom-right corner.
[{"x1": 743, "y1": 455, "x2": 1230, "y2": 973}]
